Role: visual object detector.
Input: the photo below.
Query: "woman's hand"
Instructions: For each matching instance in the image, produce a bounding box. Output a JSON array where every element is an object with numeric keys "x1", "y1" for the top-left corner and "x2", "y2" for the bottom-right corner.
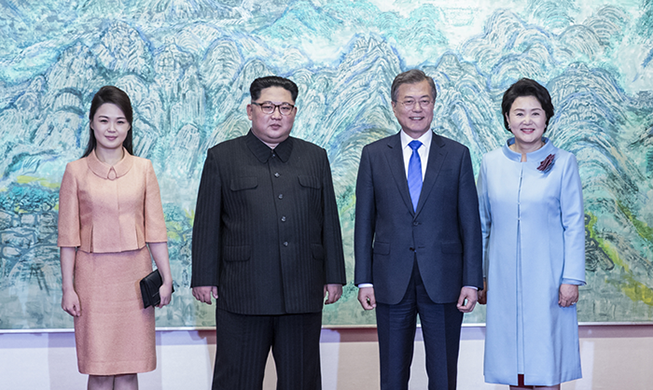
[
  {"x1": 478, "y1": 279, "x2": 488, "y2": 305},
  {"x1": 157, "y1": 282, "x2": 173, "y2": 308},
  {"x1": 62, "y1": 288, "x2": 81, "y2": 317},
  {"x1": 558, "y1": 283, "x2": 579, "y2": 307},
  {"x1": 148, "y1": 242, "x2": 173, "y2": 308}
]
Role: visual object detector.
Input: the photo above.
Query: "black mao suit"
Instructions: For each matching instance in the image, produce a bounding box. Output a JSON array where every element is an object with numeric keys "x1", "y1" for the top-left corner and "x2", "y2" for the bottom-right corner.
[
  {"x1": 192, "y1": 131, "x2": 346, "y2": 389},
  {"x1": 354, "y1": 131, "x2": 483, "y2": 390}
]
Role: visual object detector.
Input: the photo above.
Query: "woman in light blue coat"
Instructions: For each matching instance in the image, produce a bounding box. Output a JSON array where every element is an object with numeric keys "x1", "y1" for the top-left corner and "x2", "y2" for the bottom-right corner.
[{"x1": 477, "y1": 78, "x2": 585, "y2": 389}]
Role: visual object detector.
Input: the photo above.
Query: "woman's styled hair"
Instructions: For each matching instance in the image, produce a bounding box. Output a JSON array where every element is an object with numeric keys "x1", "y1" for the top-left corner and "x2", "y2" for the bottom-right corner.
[
  {"x1": 501, "y1": 78, "x2": 554, "y2": 132},
  {"x1": 82, "y1": 86, "x2": 134, "y2": 157}
]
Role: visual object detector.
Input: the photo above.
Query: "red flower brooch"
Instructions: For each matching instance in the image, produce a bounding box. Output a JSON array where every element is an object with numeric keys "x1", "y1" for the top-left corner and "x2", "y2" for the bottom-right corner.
[{"x1": 537, "y1": 154, "x2": 555, "y2": 173}]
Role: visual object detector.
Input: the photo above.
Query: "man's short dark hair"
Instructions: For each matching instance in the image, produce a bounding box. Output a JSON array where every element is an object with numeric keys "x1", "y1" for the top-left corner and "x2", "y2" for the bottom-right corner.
[
  {"x1": 501, "y1": 78, "x2": 555, "y2": 132},
  {"x1": 391, "y1": 69, "x2": 437, "y2": 102},
  {"x1": 250, "y1": 76, "x2": 299, "y2": 102}
]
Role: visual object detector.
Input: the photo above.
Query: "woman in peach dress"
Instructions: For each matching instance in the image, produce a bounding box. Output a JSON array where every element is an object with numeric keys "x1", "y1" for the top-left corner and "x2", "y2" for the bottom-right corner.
[{"x1": 58, "y1": 86, "x2": 173, "y2": 390}]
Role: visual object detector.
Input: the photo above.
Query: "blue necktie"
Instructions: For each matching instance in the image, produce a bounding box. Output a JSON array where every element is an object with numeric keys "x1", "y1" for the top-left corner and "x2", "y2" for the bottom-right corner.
[{"x1": 407, "y1": 140, "x2": 423, "y2": 212}]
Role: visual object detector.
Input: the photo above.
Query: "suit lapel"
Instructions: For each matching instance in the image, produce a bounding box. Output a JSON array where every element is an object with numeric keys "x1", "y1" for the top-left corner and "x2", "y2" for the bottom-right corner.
[
  {"x1": 384, "y1": 133, "x2": 415, "y2": 215},
  {"x1": 415, "y1": 133, "x2": 447, "y2": 215}
]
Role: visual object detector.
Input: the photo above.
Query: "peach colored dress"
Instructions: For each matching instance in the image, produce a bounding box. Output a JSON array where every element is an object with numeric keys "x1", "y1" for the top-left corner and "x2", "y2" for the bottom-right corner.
[{"x1": 57, "y1": 149, "x2": 167, "y2": 375}]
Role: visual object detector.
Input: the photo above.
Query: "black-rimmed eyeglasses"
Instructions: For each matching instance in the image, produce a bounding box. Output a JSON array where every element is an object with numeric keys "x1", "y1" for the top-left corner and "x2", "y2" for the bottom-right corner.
[{"x1": 251, "y1": 102, "x2": 296, "y2": 116}]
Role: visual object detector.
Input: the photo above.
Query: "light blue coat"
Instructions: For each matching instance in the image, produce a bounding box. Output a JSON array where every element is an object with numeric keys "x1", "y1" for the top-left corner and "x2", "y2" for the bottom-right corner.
[{"x1": 478, "y1": 138, "x2": 585, "y2": 386}]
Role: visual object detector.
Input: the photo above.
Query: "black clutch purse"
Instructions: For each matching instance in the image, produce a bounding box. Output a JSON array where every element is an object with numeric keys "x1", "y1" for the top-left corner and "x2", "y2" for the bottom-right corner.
[{"x1": 140, "y1": 269, "x2": 174, "y2": 308}]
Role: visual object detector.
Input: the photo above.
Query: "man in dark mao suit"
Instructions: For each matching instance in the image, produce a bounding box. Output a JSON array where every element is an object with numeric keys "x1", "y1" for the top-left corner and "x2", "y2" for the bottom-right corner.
[
  {"x1": 192, "y1": 76, "x2": 346, "y2": 390},
  {"x1": 355, "y1": 69, "x2": 483, "y2": 390}
]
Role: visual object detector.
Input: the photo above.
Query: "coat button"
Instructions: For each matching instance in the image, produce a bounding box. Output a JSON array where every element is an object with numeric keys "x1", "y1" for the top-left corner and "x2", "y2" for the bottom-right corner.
[
  {"x1": 274, "y1": 172, "x2": 280, "y2": 177},
  {"x1": 281, "y1": 216, "x2": 287, "y2": 222},
  {"x1": 283, "y1": 241, "x2": 289, "y2": 247},
  {"x1": 278, "y1": 194, "x2": 283, "y2": 199}
]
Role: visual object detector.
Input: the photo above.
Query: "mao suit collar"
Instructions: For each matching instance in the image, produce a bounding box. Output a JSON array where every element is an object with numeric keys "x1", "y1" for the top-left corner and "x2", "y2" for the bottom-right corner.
[
  {"x1": 86, "y1": 148, "x2": 134, "y2": 180},
  {"x1": 246, "y1": 130, "x2": 293, "y2": 163}
]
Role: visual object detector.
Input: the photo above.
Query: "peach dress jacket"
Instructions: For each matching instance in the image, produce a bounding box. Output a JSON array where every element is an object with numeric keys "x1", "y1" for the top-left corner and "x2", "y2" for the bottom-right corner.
[{"x1": 57, "y1": 149, "x2": 168, "y2": 375}]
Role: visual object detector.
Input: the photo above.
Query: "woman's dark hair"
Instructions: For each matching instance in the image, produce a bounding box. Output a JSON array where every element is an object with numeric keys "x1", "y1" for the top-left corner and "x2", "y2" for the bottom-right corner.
[
  {"x1": 250, "y1": 76, "x2": 299, "y2": 102},
  {"x1": 82, "y1": 86, "x2": 134, "y2": 157},
  {"x1": 501, "y1": 78, "x2": 554, "y2": 132}
]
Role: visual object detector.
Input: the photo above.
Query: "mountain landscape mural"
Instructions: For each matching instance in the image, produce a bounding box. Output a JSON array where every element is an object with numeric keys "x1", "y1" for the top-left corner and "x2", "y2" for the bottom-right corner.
[{"x1": 1, "y1": 0, "x2": 652, "y2": 328}]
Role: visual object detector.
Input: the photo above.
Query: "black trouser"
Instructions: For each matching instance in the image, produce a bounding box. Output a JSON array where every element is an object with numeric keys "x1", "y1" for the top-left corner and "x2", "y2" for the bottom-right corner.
[{"x1": 212, "y1": 308, "x2": 323, "y2": 390}]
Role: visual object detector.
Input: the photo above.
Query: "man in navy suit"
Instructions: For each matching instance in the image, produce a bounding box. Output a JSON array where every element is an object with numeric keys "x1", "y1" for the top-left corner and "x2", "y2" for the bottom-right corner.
[{"x1": 354, "y1": 69, "x2": 483, "y2": 390}]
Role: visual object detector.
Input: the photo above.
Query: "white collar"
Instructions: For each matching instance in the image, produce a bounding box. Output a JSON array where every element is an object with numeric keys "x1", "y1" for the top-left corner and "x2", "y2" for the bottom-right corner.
[{"x1": 400, "y1": 129, "x2": 432, "y2": 149}]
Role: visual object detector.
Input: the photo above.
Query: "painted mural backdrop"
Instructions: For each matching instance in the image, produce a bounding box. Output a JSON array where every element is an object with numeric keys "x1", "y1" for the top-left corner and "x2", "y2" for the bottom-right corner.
[{"x1": 1, "y1": 0, "x2": 652, "y2": 329}]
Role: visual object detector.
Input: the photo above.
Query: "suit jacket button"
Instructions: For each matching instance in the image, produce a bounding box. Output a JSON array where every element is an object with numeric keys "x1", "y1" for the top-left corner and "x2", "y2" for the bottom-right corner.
[
  {"x1": 281, "y1": 216, "x2": 287, "y2": 222},
  {"x1": 283, "y1": 241, "x2": 289, "y2": 247},
  {"x1": 274, "y1": 172, "x2": 280, "y2": 178},
  {"x1": 278, "y1": 194, "x2": 283, "y2": 199}
]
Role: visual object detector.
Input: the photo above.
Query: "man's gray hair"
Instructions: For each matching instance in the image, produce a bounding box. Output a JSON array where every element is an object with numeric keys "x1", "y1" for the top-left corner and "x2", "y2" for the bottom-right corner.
[{"x1": 391, "y1": 69, "x2": 437, "y2": 102}]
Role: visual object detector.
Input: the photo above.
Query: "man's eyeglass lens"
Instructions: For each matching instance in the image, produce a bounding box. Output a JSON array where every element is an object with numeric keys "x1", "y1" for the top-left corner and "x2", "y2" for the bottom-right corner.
[
  {"x1": 402, "y1": 99, "x2": 432, "y2": 109},
  {"x1": 253, "y1": 102, "x2": 294, "y2": 116}
]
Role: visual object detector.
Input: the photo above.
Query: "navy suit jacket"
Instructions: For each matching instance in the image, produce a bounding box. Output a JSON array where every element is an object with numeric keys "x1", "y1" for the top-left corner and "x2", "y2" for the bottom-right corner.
[{"x1": 354, "y1": 131, "x2": 483, "y2": 305}]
